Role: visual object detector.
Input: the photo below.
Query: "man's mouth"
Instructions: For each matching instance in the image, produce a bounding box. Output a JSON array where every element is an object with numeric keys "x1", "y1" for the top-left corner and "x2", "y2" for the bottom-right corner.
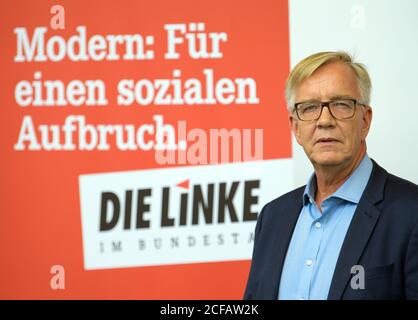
[{"x1": 316, "y1": 138, "x2": 340, "y2": 144}]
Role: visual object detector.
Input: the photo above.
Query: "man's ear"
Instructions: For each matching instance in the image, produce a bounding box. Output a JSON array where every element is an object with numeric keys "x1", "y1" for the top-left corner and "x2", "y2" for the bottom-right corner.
[
  {"x1": 361, "y1": 105, "x2": 373, "y2": 140},
  {"x1": 289, "y1": 113, "x2": 302, "y2": 145}
]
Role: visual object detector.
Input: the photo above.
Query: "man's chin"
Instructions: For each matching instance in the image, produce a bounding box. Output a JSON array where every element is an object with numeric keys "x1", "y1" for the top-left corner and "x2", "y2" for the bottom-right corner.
[{"x1": 310, "y1": 153, "x2": 344, "y2": 167}]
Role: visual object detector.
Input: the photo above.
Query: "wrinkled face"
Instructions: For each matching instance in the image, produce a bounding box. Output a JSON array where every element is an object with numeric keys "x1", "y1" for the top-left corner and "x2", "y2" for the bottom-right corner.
[{"x1": 289, "y1": 62, "x2": 372, "y2": 168}]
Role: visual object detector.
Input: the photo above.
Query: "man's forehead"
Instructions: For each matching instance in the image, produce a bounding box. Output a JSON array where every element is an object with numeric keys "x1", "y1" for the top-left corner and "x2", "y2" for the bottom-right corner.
[{"x1": 294, "y1": 62, "x2": 360, "y2": 101}]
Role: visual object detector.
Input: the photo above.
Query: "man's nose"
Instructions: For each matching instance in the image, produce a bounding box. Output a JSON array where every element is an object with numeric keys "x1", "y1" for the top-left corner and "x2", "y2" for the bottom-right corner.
[{"x1": 316, "y1": 105, "x2": 336, "y2": 127}]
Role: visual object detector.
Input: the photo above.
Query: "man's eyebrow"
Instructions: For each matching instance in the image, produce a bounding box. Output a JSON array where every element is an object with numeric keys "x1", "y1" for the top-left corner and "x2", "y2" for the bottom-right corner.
[
  {"x1": 329, "y1": 95, "x2": 355, "y2": 100},
  {"x1": 297, "y1": 95, "x2": 355, "y2": 102},
  {"x1": 296, "y1": 98, "x2": 320, "y2": 103}
]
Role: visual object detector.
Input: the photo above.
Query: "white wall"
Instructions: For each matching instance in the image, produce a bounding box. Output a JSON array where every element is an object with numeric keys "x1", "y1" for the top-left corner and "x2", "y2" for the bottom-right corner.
[{"x1": 289, "y1": 0, "x2": 418, "y2": 187}]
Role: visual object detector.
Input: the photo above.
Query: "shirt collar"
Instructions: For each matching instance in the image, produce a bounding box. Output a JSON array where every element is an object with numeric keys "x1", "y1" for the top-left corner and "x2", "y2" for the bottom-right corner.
[{"x1": 303, "y1": 154, "x2": 373, "y2": 205}]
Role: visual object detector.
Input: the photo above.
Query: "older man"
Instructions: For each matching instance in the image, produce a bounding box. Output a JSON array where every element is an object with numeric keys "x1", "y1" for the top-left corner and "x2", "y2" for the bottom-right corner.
[{"x1": 244, "y1": 51, "x2": 418, "y2": 300}]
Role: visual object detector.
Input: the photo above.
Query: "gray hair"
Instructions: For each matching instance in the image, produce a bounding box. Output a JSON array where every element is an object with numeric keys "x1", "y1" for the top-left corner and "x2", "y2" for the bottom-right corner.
[{"x1": 285, "y1": 51, "x2": 372, "y2": 112}]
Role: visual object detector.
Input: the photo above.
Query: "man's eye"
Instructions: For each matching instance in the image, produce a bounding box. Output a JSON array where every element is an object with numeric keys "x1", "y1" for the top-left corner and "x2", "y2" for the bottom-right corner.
[
  {"x1": 301, "y1": 104, "x2": 318, "y2": 113},
  {"x1": 333, "y1": 101, "x2": 351, "y2": 109}
]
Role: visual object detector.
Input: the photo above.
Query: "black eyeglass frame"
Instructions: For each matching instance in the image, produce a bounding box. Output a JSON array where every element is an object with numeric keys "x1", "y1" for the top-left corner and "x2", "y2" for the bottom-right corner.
[{"x1": 293, "y1": 98, "x2": 364, "y2": 121}]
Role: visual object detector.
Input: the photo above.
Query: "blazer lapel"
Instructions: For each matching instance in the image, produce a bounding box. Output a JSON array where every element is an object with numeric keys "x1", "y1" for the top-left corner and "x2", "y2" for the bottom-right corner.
[
  {"x1": 327, "y1": 202, "x2": 381, "y2": 299},
  {"x1": 327, "y1": 159, "x2": 387, "y2": 300}
]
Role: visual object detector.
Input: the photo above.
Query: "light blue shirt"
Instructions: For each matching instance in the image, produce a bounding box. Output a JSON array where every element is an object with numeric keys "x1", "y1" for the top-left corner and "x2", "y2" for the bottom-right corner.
[{"x1": 278, "y1": 154, "x2": 373, "y2": 300}]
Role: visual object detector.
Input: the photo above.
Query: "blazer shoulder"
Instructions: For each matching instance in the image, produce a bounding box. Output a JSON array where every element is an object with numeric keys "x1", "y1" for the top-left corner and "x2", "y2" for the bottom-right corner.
[
  {"x1": 263, "y1": 185, "x2": 306, "y2": 213},
  {"x1": 385, "y1": 172, "x2": 418, "y2": 203},
  {"x1": 370, "y1": 162, "x2": 418, "y2": 228},
  {"x1": 383, "y1": 173, "x2": 418, "y2": 215},
  {"x1": 369, "y1": 159, "x2": 418, "y2": 210}
]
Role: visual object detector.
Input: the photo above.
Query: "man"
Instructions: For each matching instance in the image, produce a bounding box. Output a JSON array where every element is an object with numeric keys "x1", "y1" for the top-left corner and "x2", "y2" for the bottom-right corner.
[{"x1": 244, "y1": 51, "x2": 418, "y2": 300}]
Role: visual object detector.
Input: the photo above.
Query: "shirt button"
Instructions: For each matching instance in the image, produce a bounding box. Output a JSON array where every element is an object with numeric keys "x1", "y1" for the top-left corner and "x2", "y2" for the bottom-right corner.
[
  {"x1": 315, "y1": 222, "x2": 321, "y2": 229},
  {"x1": 306, "y1": 259, "x2": 313, "y2": 266}
]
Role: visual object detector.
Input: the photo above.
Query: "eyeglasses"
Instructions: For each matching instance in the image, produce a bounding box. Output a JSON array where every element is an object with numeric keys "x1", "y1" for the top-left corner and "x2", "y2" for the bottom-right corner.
[{"x1": 294, "y1": 98, "x2": 363, "y2": 121}]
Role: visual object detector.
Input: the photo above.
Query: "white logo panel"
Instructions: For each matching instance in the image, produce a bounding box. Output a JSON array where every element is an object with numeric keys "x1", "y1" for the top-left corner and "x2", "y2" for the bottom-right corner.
[{"x1": 79, "y1": 159, "x2": 293, "y2": 270}]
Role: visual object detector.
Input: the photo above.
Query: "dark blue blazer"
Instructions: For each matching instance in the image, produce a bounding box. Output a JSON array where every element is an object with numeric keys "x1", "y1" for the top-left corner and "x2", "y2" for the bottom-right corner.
[{"x1": 244, "y1": 160, "x2": 418, "y2": 300}]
